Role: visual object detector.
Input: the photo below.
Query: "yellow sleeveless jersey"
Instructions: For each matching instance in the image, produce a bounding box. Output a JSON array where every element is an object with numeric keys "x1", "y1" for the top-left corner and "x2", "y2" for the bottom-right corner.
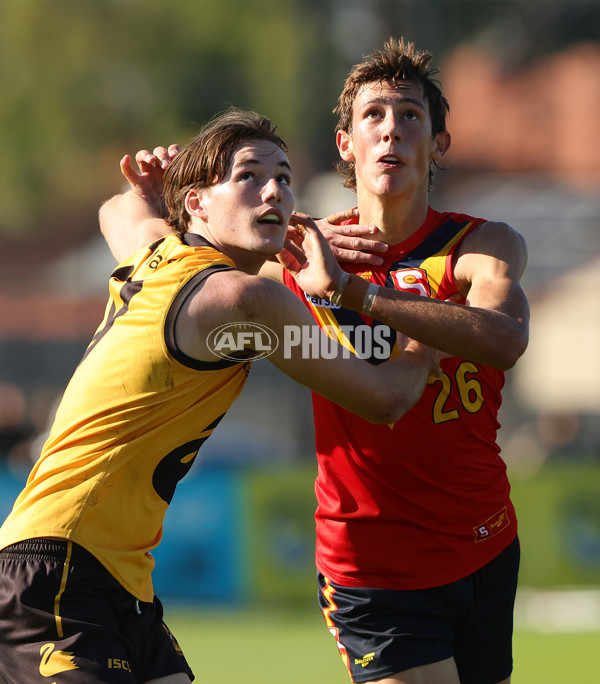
[{"x1": 0, "y1": 233, "x2": 250, "y2": 601}]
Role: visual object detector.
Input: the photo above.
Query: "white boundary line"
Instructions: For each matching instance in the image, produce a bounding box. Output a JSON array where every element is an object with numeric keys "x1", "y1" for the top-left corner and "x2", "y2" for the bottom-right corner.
[{"x1": 515, "y1": 588, "x2": 600, "y2": 632}]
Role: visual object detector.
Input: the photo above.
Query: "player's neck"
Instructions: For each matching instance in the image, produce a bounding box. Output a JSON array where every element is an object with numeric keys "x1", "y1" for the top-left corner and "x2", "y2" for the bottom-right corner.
[
  {"x1": 356, "y1": 189, "x2": 429, "y2": 247},
  {"x1": 189, "y1": 225, "x2": 265, "y2": 275}
]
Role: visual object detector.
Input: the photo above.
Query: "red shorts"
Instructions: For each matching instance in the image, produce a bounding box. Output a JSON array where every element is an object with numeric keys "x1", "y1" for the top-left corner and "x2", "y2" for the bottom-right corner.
[{"x1": 0, "y1": 538, "x2": 194, "y2": 683}]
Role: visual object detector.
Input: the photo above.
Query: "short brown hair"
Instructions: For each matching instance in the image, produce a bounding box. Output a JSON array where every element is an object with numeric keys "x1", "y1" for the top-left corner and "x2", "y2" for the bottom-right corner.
[
  {"x1": 334, "y1": 37, "x2": 449, "y2": 191},
  {"x1": 164, "y1": 107, "x2": 288, "y2": 234}
]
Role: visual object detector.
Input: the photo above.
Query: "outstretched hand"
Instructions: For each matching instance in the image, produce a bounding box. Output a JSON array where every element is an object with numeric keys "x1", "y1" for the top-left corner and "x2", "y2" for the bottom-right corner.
[
  {"x1": 277, "y1": 212, "x2": 346, "y2": 301},
  {"x1": 315, "y1": 208, "x2": 388, "y2": 266},
  {"x1": 120, "y1": 144, "x2": 181, "y2": 218}
]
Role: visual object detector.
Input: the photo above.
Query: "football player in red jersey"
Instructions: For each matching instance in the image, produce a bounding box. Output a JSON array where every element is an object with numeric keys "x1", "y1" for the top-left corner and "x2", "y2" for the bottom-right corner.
[{"x1": 294, "y1": 38, "x2": 529, "y2": 684}]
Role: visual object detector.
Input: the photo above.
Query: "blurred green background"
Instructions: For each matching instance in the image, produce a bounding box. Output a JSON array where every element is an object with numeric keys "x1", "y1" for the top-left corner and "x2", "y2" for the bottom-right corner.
[{"x1": 0, "y1": 0, "x2": 599, "y2": 681}]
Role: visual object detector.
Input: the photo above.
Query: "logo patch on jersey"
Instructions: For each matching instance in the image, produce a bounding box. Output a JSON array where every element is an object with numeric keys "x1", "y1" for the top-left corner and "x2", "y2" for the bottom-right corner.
[
  {"x1": 355, "y1": 652, "x2": 375, "y2": 668},
  {"x1": 473, "y1": 506, "x2": 510, "y2": 542},
  {"x1": 163, "y1": 622, "x2": 185, "y2": 655},
  {"x1": 390, "y1": 268, "x2": 431, "y2": 297},
  {"x1": 304, "y1": 292, "x2": 340, "y2": 309},
  {"x1": 39, "y1": 643, "x2": 78, "y2": 676}
]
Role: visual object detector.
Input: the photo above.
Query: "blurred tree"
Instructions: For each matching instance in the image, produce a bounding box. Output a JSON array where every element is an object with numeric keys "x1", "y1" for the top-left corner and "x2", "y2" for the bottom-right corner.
[
  {"x1": 0, "y1": 0, "x2": 330, "y2": 242},
  {"x1": 0, "y1": 0, "x2": 596, "y2": 245},
  {"x1": 0, "y1": 0, "x2": 175, "y2": 238}
]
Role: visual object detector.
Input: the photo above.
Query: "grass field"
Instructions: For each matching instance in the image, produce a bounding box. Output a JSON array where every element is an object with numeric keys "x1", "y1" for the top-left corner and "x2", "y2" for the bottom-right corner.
[{"x1": 166, "y1": 606, "x2": 600, "y2": 683}]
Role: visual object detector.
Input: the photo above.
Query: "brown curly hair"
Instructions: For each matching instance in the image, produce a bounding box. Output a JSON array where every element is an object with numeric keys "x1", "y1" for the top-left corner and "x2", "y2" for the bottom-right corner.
[{"x1": 333, "y1": 37, "x2": 449, "y2": 192}]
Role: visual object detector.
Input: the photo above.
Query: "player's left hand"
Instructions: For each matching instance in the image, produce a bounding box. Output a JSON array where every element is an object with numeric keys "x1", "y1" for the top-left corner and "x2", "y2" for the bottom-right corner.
[
  {"x1": 278, "y1": 212, "x2": 345, "y2": 301},
  {"x1": 120, "y1": 144, "x2": 181, "y2": 217}
]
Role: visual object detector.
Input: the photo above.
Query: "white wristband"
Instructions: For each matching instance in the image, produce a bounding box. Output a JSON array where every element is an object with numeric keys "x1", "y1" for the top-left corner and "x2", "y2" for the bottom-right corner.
[
  {"x1": 362, "y1": 282, "x2": 379, "y2": 317},
  {"x1": 329, "y1": 271, "x2": 350, "y2": 306}
]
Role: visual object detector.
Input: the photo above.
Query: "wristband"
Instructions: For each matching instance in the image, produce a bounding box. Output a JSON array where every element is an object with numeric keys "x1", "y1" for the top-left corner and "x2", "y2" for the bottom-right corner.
[
  {"x1": 329, "y1": 271, "x2": 350, "y2": 306},
  {"x1": 362, "y1": 282, "x2": 379, "y2": 317}
]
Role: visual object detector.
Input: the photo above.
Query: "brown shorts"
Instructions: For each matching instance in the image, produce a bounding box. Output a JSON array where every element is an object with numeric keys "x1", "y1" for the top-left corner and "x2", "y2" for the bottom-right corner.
[{"x1": 0, "y1": 538, "x2": 194, "y2": 683}]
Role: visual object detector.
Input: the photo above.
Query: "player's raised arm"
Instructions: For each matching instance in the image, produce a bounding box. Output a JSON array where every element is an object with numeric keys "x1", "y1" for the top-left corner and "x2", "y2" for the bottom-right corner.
[
  {"x1": 293, "y1": 219, "x2": 529, "y2": 371},
  {"x1": 177, "y1": 267, "x2": 441, "y2": 425},
  {"x1": 99, "y1": 145, "x2": 178, "y2": 262}
]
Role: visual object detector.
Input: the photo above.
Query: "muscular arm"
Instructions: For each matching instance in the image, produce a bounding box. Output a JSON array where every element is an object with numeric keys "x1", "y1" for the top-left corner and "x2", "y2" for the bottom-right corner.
[
  {"x1": 177, "y1": 269, "x2": 439, "y2": 424},
  {"x1": 337, "y1": 221, "x2": 529, "y2": 370}
]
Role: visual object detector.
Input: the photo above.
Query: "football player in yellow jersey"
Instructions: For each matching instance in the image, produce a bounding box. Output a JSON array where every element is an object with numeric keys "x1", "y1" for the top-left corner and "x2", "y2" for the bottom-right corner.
[{"x1": 0, "y1": 108, "x2": 443, "y2": 683}]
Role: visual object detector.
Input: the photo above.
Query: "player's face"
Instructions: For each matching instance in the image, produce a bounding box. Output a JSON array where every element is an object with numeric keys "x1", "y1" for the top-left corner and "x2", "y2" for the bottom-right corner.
[
  {"x1": 337, "y1": 81, "x2": 449, "y2": 201},
  {"x1": 191, "y1": 140, "x2": 294, "y2": 271}
]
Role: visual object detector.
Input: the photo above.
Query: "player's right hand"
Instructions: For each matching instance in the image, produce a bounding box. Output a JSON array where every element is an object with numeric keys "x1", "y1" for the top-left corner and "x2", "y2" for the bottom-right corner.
[{"x1": 315, "y1": 208, "x2": 388, "y2": 266}]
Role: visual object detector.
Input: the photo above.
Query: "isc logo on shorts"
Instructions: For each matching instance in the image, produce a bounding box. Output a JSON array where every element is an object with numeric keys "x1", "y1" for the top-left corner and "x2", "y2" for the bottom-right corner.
[{"x1": 108, "y1": 657, "x2": 132, "y2": 672}]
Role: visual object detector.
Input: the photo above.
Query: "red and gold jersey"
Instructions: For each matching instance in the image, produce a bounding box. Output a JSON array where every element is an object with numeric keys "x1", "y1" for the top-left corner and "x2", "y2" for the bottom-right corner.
[
  {"x1": 284, "y1": 207, "x2": 517, "y2": 589},
  {"x1": 0, "y1": 234, "x2": 250, "y2": 601}
]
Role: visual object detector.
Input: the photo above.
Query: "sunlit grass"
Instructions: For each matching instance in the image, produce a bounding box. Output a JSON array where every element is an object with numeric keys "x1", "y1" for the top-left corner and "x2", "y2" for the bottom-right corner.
[
  {"x1": 166, "y1": 606, "x2": 600, "y2": 684},
  {"x1": 513, "y1": 630, "x2": 599, "y2": 683},
  {"x1": 167, "y1": 607, "x2": 347, "y2": 683}
]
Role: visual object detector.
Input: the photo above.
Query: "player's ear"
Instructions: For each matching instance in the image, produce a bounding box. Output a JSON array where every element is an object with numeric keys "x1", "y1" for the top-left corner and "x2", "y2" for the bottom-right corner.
[
  {"x1": 185, "y1": 188, "x2": 209, "y2": 221},
  {"x1": 336, "y1": 129, "x2": 355, "y2": 162},
  {"x1": 431, "y1": 130, "x2": 451, "y2": 161}
]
